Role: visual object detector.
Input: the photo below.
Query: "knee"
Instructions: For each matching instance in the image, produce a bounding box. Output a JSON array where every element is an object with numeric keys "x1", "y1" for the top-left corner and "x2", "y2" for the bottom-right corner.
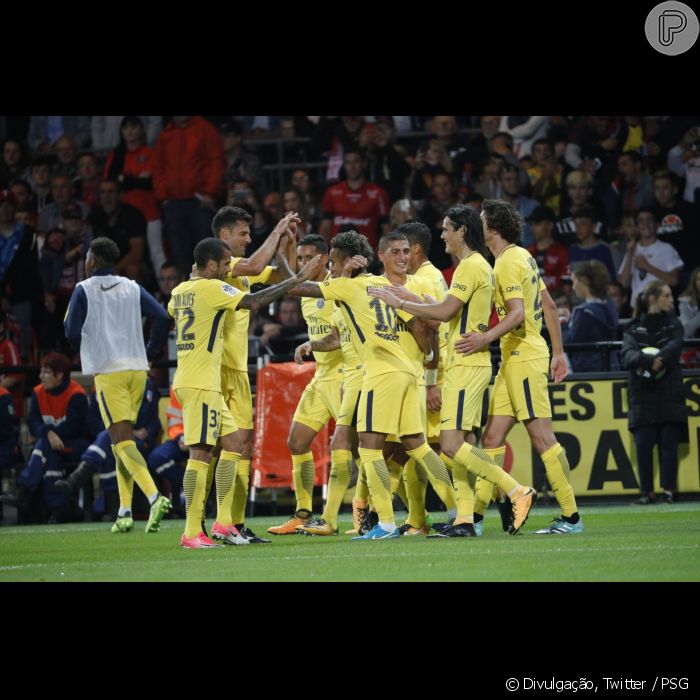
[{"x1": 481, "y1": 432, "x2": 502, "y2": 450}]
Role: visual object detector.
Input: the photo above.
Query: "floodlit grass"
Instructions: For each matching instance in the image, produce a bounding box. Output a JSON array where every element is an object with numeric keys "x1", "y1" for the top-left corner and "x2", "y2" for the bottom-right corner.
[{"x1": 1, "y1": 503, "x2": 698, "y2": 582}]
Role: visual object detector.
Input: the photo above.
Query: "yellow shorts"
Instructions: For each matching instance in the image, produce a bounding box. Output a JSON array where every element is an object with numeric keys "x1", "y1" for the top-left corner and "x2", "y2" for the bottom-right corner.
[
  {"x1": 426, "y1": 398, "x2": 441, "y2": 442},
  {"x1": 357, "y1": 371, "x2": 423, "y2": 437},
  {"x1": 292, "y1": 376, "x2": 342, "y2": 432},
  {"x1": 337, "y1": 368, "x2": 363, "y2": 428},
  {"x1": 388, "y1": 381, "x2": 426, "y2": 443},
  {"x1": 221, "y1": 366, "x2": 253, "y2": 430},
  {"x1": 94, "y1": 370, "x2": 147, "y2": 427},
  {"x1": 174, "y1": 387, "x2": 237, "y2": 446},
  {"x1": 441, "y1": 365, "x2": 492, "y2": 431},
  {"x1": 489, "y1": 357, "x2": 551, "y2": 421}
]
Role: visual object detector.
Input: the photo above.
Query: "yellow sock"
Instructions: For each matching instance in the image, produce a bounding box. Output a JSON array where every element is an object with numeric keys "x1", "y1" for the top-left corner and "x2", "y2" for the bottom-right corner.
[
  {"x1": 473, "y1": 477, "x2": 493, "y2": 516},
  {"x1": 231, "y1": 458, "x2": 250, "y2": 525},
  {"x1": 541, "y1": 443, "x2": 578, "y2": 517},
  {"x1": 183, "y1": 459, "x2": 209, "y2": 538},
  {"x1": 114, "y1": 440, "x2": 158, "y2": 500},
  {"x1": 354, "y1": 460, "x2": 370, "y2": 501},
  {"x1": 322, "y1": 449, "x2": 353, "y2": 528},
  {"x1": 112, "y1": 446, "x2": 133, "y2": 510},
  {"x1": 406, "y1": 443, "x2": 456, "y2": 511},
  {"x1": 454, "y1": 442, "x2": 519, "y2": 496},
  {"x1": 387, "y1": 457, "x2": 403, "y2": 496},
  {"x1": 440, "y1": 452, "x2": 456, "y2": 471},
  {"x1": 484, "y1": 446, "x2": 506, "y2": 502},
  {"x1": 205, "y1": 453, "x2": 218, "y2": 503},
  {"x1": 449, "y1": 449, "x2": 475, "y2": 525},
  {"x1": 402, "y1": 457, "x2": 427, "y2": 528},
  {"x1": 358, "y1": 447, "x2": 394, "y2": 525},
  {"x1": 215, "y1": 450, "x2": 239, "y2": 526},
  {"x1": 292, "y1": 452, "x2": 315, "y2": 514}
]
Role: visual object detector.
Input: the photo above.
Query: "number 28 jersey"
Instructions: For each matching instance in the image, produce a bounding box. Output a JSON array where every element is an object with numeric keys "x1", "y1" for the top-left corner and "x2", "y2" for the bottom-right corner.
[
  {"x1": 494, "y1": 245, "x2": 549, "y2": 363},
  {"x1": 319, "y1": 274, "x2": 414, "y2": 379},
  {"x1": 168, "y1": 278, "x2": 245, "y2": 391}
]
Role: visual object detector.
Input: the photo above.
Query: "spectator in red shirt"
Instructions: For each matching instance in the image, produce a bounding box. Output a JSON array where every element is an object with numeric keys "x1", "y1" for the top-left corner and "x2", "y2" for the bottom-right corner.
[
  {"x1": 318, "y1": 147, "x2": 390, "y2": 249},
  {"x1": 0, "y1": 310, "x2": 23, "y2": 417},
  {"x1": 527, "y1": 205, "x2": 569, "y2": 294}
]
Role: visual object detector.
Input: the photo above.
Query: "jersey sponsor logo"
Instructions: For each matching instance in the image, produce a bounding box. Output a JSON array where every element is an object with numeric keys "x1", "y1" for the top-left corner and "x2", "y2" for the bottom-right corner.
[
  {"x1": 176, "y1": 342, "x2": 195, "y2": 351},
  {"x1": 221, "y1": 284, "x2": 238, "y2": 296},
  {"x1": 505, "y1": 285, "x2": 522, "y2": 292},
  {"x1": 478, "y1": 323, "x2": 489, "y2": 332},
  {"x1": 333, "y1": 215, "x2": 370, "y2": 227},
  {"x1": 100, "y1": 282, "x2": 121, "y2": 291},
  {"x1": 452, "y1": 282, "x2": 467, "y2": 291}
]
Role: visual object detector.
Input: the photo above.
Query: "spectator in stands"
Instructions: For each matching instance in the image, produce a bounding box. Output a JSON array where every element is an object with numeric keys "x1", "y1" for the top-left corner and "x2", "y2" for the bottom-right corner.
[
  {"x1": 255, "y1": 295, "x2": 306, "y2": 357},
  {"x1": 498, "y1": 116, "x2": 549, "y2": 158},
  {"x1": 9, "y1": 179, "x2": 35, "y2": 211},
  {"x1": 557, "y1": 169, "x2": 607, "y2": 245},
  {"x1": 497, "y1": 163, "x2": 539, "y2": 246},
  {"x1": 621, "y1": 281, "x2": 686, "y2": 505},
  {"x1": 283, "y1": 188, "x2": 313, "y2": 237},
  {"x1": 527, "y1": 137, "x2": 564, "y2": 214},
  {"x1": 488, "y1": 131, "x2": 530, "y2": 190},
  {"x1": 666, "y1": 124, "x2": 700, "y2": 205},
  {"x1": 0, "y1": 139, "x2": 30, "y2": 189},
  {"x1": 429, "y1": 115, "x2": 467, "y2": 162},
  {"x1": 152, "y1": 115, "x2": 225, "y2": 275},
  {"x1": 55, "y1": 376, "x2": 161, "y2": 521},
  {"x1": 410, "y1": 138, "x2": 454, "y2": 202},
  {"x1": 90, "y1": 116, "x2": 161, "y2": 156},
  {"x1": 290, "y1": 168, "x2": 322, "y2": 229},
  {"x1": 602, "y1": 150, "x2": 654, "y2": 230},
  {"x1": 419, "y1": 171, "x2": 461, "y2": 270},
  {"x1": 0, "y1": 377, "x2": 22, "y2": 497},
  {"x1": 568, "y1": 205, "x2": 617, "y2": 282},
  {"x1": 651, "y1": 169, "x2": 698, "y2": 271},
  {"x1": 0, "y1": 310, "x2": 23, "y2": 418},
  {"x1": 54, "y1": 134, "x2": 78, "y2": 179},
  {"x1": 608, "y1": 280, "x2": 632, "y2": 323},
  {"x1": 618, "y1": 208, "x2": 683, "y2": 307},
  {"x1": 360, "y1": 118, "x2": 411, "y2": 203},
  {"x1": 0, "y1": 352, "x2": 91, "y2": 523},
  {"x1": 310, "y1": 116, "x2": 366, "y2": 182},
  {"x1": 389, "y1": 198, "x2": 418, "y2": 229},
  {"x1": 562, "y1": 260, "x2": 619, "y2": 372},
  {"x1": 104, "y1": 116, "x2": 165, "y2": 277},
  {"x1": 73, "y1": 152, "x2": 102, "y2": 211},
  {"x1": 679, "y1": 266, "x2": 700, "y2": 338},
  {"x1": 221, "y1": 120, "x2": 266, "y2": 196},
  {"x1": 527, "y1": 206, "x2": 569, "y2": 294},
  {"x1": 27, "y1": 116, "x2": 91, "y2": 153},
  {"x1": 28, "y1": 156, "x2": 53, "y2": 211},
  {"x1": 37, "y1": 174, "x2": 89, "y2": 239},
  {"x1": 565, "y1": 116, "x2": 623, "y2": 188},
  {"x1": 0, "y1": 190, "x2": 41, "y2": 359},
  {"x1": 147, "y1": 387, "x2": 188, "y2": 517},
  {"x1": 318, "y1": 147, "x2": 390, "y2": 249},
  {"x1": 87, "y1": 179, "x2": 147, "y2": 283},
  {"x1": 463, "y1": 115, "x2": 501, "y2": 175}
]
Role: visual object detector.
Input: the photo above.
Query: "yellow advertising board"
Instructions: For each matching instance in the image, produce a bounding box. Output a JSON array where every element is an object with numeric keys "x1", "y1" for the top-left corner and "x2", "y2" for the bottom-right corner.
[{"x1": 500, "y1": 376, "x2": 700, "y2": 496}]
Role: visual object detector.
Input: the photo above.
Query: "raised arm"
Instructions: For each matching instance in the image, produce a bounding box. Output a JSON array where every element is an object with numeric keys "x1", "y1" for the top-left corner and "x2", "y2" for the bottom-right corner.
[{"x1": 231, "y1": 212, "x2": 300, "y2": 277}]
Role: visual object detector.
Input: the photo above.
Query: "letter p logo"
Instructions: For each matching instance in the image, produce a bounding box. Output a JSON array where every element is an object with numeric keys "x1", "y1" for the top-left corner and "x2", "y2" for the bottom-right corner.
[
  {"x1": 646, "y1": 1, "x2": 699, "y2": 55},
  {"x1": 659, "y1": 9, "x2": 686, "y2": 45}
]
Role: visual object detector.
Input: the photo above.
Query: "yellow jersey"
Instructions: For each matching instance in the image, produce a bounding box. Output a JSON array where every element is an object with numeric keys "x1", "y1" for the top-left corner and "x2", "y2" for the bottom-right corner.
[
  {"x1": 395, "y1": 274, "x2": 433, "y2": 379},
  {"x1": 319, "y1": 274, "x2": 414, "y2": 379},
  {"x1": 301, "y1": 273, "x2": 343, "y2": 380},
  {"x1": 446, "y1": 252, "x2": 494, "y2": 368},
  {"x1": 494, "y1": 245, "x2": 549, "y2": 363},
  {"x1": 221, "y1": 258, "x2": 273, "y2": 371},
  {"x1": 333, "y1": 304, "x2": 363, "y2": 372},
  {"x1": 413, "y1": 260, "x2": 450, "y2": 380},
  {"x1": 168, "y1": 277, "x2": 245, "y2": 392}
]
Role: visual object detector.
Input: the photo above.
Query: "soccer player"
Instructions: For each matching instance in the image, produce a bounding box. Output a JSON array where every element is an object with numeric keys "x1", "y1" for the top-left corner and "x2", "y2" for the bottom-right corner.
[
  {"x1": 371, "y1": 206, "x2": 537, "y2": 537},
  {"x1": 168, "y1": 237, "x2": 322, "y2": 548},
  {"x1": 64, "y1": 237, "x2": 172, "y2": 534},
  {"x1": 287, "y1": 230, "x2": 452, "y2": 540},
  {"x1": 267, "y1": 234, "x2": 345, "y2": 535},
  {"x1": 211, "y1": 206, "x2": 300, "y2": 544},
  {"x1": 455, "y1": 199, "x2": 583, "y2": 535}
]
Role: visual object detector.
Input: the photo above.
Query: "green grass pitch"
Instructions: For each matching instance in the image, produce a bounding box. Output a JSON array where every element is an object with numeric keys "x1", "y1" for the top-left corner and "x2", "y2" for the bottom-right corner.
[{"x1": 1, "y1": 502, "x2": 698, "y2": 582}]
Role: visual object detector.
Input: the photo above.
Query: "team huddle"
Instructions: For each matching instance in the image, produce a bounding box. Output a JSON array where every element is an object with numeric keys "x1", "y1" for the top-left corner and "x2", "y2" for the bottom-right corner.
[{"x1": 67, "y1": 198, "x2": 583, "y2": 548}]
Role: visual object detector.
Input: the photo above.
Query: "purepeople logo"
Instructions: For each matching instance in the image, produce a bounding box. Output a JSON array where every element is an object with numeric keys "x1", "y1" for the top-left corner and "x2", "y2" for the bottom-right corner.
[{"x1": 645, "y1": 1, "x2": 699, "y2": 55}]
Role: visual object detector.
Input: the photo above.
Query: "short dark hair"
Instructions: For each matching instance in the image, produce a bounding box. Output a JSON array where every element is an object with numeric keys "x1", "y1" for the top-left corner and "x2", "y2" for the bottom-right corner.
[
  {"x1": 397, "y1": 221, "x2": 431, "y2": 256},
  {"x1": 481, "y1": 199, "x2": 523, "y2": 243},
  {"x1": 330, "y1": 230, "x2": 374, "y2": 265},
  {"x1": 120, "y1": 116, "x2": 144, "y2": 130},
  {"x1": 445, "y1": 205, "x2": 487, "y2": 256},
  {"x1": 574, "y1": 205, "x2": 599, "y2": 223},
  {"x1": 297, "y1": 234, "x2": 328, "y2": 254},
  {"x1": 619, "y1": 150, "x2": 642, "y2": 165},
  {"x1": 89, "y1": 237, "x2": 120, "y2": 266},
  {"x1": 211, "y1": 206, "x2": 252, "y2": 236},
  {"x1": 378, "y1": 230, "x2": 408, "y2": 252},
  {"x1": 194, "y1": 237, "x2": 230, "y2": 268},
  {"x1": 160, "y1": 260, "x2": 183, "y2": 276},
  {"x1": 41, "y1": 351, "x2": 71, "y2": 378}
]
